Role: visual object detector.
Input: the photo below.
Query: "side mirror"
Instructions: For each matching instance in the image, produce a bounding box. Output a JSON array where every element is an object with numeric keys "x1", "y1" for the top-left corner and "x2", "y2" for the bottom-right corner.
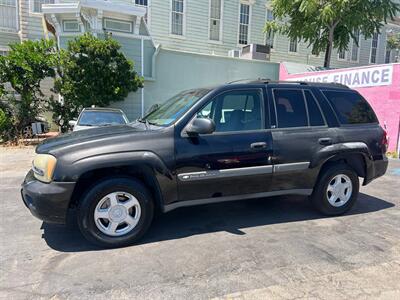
[
  {"x1": 186, "y1": 118, "x2": 215, "y2": 136},
  {"x1": 68, "y1": 120, "x2": 77, "y2": 127}
]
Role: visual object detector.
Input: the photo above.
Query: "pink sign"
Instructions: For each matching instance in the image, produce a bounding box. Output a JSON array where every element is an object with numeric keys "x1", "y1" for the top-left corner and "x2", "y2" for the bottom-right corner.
[{"x1": 280, "y1": 63, "x2": 400, "y2": 153}]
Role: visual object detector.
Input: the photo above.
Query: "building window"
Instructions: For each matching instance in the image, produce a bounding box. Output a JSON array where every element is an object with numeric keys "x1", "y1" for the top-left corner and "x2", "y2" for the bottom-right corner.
[
  {"x1": 32, "y1": 0, "x2": 54, "y2": 13},
  {"x1": 385, "y1": 48, "x2": 391, "y2": 63},
  {"x1": 265, "y1": 9, "x2": 274, "y2": 49},
  {"x1": 135, "y1": 0, "x2": 148, "y2": 5},
  {"x1": 370, "y1": 32, "x2": 379, "y2": 64},
  {"x1": 209, "y1": 0, "x2": 222, "y2": 41},
  {"x1": 385, "y1": 43, "x2": 391, "y2": 63},
  {"x1": 63, "y1": 20, "x2": 80, "y2": 32},
  {"x1": 134, "y1": 0, "x2": 149, "y2": 24},
  {"x1": 238, "y1": 3, "x2": 250, "y2": 45},
  {"x1": 0, "y1": 0, "x2": 17, "y2": 30},
  {"x1": 338, "y1": 49, "x2": 346, "y2": 60},
  {"x1": 171, "y1": 0, "x2": 184, "y2": 35},
  {"x1": 104, "y1": 18, "x2": 133, "y2": 33},
  {"x1": 0, "y1": 49, "x2": 9, "y2": 56},
  {"x1": 385, "y1": 33, "x2": 392, "y2": 64},
  {"x1": 289, "y1": 37, "x2": 298, "y2": 53},
  {"x1": 351, "y1": 30, "x2": 360, "y2": 62}
]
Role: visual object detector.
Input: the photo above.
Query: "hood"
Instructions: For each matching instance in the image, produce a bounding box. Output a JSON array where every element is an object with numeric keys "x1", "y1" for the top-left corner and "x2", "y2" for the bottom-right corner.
[{"x1": 36, "y1": 123, "x2": 148, "y2": 154}]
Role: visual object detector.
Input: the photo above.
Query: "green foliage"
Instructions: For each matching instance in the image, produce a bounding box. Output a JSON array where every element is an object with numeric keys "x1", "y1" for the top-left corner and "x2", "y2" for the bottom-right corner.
[
  {"x1": 0, "y1": 39, "x2": 57, "y2": 139},
  {"x1": 386, "y1": 151, "x2": 399, "y2": 158},
  {"x1": 0, "y1": 100, "x2": 16, "y2": 142},
  {"x1": 0, "y1": 108, "x2": 10, "y2": 140},
  {"x1": 0, "y1": 109, "x2": 6, "y2": 130},
  {"x1": 387, "y1": 33, "x2": 400, "y2": 50},
  {"x1": 51, "y1": 33, "x2": 143, "y2": 131},
  {"x1": 265, "y1": 0, "x2": 399, "y2": 67}
]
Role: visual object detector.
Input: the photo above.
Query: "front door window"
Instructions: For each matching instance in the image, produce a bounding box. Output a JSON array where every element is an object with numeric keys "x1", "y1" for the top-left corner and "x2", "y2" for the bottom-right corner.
[{"x1": 198, "y1": 89, "x2": 263, "y2": 132}]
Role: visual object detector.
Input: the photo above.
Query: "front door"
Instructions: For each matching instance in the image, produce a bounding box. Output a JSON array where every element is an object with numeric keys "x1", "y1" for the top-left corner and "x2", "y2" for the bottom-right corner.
[{"x1": 175, "y1": 88, "x2": 274, "y2": 202}]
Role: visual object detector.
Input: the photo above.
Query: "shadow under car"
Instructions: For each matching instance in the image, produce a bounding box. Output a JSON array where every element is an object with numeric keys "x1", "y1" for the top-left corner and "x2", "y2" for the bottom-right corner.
[{"x1": 41, "y1": 193, "x2": 395, "y2": 252}]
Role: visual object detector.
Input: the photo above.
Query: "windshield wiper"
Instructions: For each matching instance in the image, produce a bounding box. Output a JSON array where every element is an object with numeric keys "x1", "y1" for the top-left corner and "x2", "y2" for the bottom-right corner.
[
  {"x1": 137, "y1": 117, "x2": 150, "y2": 129},
  {"x1": 138, "y1": 118, "x2": 159, "y2": 129}
]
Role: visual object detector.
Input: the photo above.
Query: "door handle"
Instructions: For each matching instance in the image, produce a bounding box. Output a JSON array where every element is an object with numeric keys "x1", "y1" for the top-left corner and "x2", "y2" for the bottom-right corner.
[
  {"x1": 319, "y1": 138, "x2": 332, "y2": 145},
  {"x1": 250, "y1": 142, "x2": 267, "y2": 149}
]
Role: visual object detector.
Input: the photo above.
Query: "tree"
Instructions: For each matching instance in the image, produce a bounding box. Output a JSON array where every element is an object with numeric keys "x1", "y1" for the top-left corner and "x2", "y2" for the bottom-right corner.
[
  {"x1": 0, "y1": 101, "x2": 14, "y2": 142},
  {"x1": 264, "y1": 0, "x2": 399, "y2": 67},
  {"x1": 388, "y1": 33, "x2": 400, "y2": 49},
  {"x1": 51, "y1": 33, "x2": 143, "y2": 131},
  {"x1": 0, "y1": 39, "x2": 57, "y2": 139},
  {"x1": 387, "y1": 32, "x2": 400, "y2": 62}
]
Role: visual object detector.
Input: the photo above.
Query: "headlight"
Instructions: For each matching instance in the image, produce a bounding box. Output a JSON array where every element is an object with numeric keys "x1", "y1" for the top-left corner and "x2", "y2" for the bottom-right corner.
[{"x1": 32, "y1": 154, "x2": 57, "y2": 183}]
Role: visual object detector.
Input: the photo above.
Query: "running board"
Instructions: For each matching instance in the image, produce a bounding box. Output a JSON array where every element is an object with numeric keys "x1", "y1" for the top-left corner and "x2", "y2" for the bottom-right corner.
[{"x1": 163, "y1": 189, "x2": 313, "y2": 212}]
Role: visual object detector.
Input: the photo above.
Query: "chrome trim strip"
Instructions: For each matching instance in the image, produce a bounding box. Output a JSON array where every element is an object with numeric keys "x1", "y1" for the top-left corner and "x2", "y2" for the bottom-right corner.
[
  {"x1": 177, "y1": 165, "x2": 273, "y2": 182},
  {"x1": 177, "y1": 162, "x2": 310, "y2": 181},
  {"x1": 273, "y1": 162, "x2": 310, "y2": 173},
  {"x1": 163, "y1": 189, "x2": 313, "y2": 212}
]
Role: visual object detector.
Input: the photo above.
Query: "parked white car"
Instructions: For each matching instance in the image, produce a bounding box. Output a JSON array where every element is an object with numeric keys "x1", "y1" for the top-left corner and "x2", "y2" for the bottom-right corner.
[{"x1": 69, "y1": 108, "x2": 129, "y2": 131}]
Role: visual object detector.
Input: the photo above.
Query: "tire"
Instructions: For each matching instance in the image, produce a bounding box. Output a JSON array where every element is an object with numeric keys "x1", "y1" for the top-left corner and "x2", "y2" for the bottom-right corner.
[
  {"x1": 77, "y1": 177, "x2": 154, "y2": 248},
  {"x1": 310, "y1": 164, "x2": 359, "y2": 216}
]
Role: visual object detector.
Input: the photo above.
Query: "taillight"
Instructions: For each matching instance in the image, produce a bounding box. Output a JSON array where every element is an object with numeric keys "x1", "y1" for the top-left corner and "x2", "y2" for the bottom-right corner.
[{"x1": 381, "y1": 129, "x2": 388, "y2": 153}]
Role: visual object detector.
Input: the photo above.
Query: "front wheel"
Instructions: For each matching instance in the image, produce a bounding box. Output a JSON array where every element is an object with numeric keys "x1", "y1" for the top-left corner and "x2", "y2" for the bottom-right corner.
[
  {"x1": 310, "y1": 164, "x2": 359, "y2": 216},
  {"x1": 77, "y1": 177, "x2": 154, "y2": 248}
]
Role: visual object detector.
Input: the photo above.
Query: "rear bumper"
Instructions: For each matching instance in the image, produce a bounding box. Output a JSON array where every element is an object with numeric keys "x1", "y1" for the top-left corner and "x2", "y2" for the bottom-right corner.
[
  {"x1": 21, "y1": 170, "x2": 75, "y2": 224},
  {"x1": 373, "y1": 157, "x2": 389, "y2": 178},
  {"x1": 364, "y1": 156, "x2": 388, "y2": 185}
]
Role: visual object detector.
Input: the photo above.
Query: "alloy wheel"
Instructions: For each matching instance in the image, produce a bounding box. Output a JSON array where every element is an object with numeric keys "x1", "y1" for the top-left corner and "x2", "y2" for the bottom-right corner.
[
  {"x1": 94, "y1": 192, "x2": 141, "y2": 236},
  {"x1": 326, "y1": 174, "x2": 353, "y2": 207}
]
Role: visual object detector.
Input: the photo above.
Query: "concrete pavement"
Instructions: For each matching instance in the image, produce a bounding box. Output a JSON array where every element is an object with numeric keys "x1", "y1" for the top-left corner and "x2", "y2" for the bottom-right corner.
[{"x1": 0, "y1": 146, "x2": 399, "y2": 299}]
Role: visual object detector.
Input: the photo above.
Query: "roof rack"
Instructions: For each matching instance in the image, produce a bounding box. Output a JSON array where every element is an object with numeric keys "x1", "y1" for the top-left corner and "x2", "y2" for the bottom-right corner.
[
  {"x1": 227, "y1": 78, "x2": 273, "y2": 84},
  {"x1": 274, "y1": 80, "x2": 349, "y2": 89},
  {"x1": 227, "y1": 79, "x2": 349, "y2": 88},
  {"x1": 227, "y1": 78, "x2": 258, "y2": 84}
]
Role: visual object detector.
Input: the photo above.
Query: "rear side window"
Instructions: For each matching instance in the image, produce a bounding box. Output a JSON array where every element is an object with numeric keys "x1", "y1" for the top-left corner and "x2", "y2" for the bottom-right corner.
[
  {"x1": 304, "y1": 90, "x2": 325, "y2": 126},
  {"x1": 322, "y1": 90, "x2": 378, "y2": 124},
  {"x1": 273, "y1": 89, "x2": 308, "y2": 128}
]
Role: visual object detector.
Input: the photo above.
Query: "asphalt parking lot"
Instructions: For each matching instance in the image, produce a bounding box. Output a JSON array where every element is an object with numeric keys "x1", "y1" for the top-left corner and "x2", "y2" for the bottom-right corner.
[{"x1": 0, "y1": 146, "x2": 399, "y2": 299}]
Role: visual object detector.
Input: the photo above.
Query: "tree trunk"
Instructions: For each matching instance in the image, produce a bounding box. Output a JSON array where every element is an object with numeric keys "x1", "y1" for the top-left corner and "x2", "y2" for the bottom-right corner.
[
  {"x1": 324, "y1": 28, "x2": 334, "y2": 68},
  {"x1": 323, "y1": 44, "x2": 331, "y2": 68}
]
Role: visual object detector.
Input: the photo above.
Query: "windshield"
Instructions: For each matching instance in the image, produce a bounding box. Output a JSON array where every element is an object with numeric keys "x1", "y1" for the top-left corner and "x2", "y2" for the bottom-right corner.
[
  {"x1": 142, "y1": 88, "x2": 211, "y2": 126},
  {"x1": 78, "y1": 111, "x2": 127, "y2": 126}
]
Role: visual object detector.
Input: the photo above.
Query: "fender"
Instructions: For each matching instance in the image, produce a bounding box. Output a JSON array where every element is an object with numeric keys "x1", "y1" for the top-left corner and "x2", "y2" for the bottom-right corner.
[
  {"x1": 54, "y1": 150, "x2": 172, "y2": 181},
  {"x1": 310, "y1": 142, "x2": 374, "y2": 185},
  {"x1": 53, "y1": 151, "x2": 176, "y2": 206}
]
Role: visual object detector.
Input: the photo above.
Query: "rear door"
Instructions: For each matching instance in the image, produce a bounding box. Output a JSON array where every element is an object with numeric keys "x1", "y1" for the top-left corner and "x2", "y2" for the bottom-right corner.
[
  {"x1": 175, "y1": 87, "x2": 274, "y2": 202},
  {"x1": 267, "y1": 86, "x2": 338, "y2": 191}
]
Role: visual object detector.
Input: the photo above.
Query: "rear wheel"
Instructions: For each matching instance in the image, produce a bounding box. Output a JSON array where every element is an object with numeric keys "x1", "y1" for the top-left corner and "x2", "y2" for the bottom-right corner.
[
  {"x1": 310, "y1": 164, "x2": 359, "y2": 216},
  {"x1": 77, "y1": 177, "x2": 154, "y2": 248}
]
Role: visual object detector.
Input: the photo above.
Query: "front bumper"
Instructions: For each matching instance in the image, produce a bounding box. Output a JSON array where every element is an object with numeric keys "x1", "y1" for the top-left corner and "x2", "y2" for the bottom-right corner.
[{"x1": 21, "y1": 170, "x2": 76, "y2": 224}]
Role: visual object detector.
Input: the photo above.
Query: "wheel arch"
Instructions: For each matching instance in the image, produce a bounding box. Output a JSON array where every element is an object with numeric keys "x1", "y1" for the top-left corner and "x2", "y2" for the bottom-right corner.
[
  {"x1": 69, "y1": 164, "x2": 164, "y2": 212},
  {"x1": 65, "y1": 151, "x2": 174, "y2": 212},
  {"x1": 311, "y1": 142, "x2": 373, "y2": 186},
  {"x1": 318, "y1": 153, "x2": 367, "y2": 179}
]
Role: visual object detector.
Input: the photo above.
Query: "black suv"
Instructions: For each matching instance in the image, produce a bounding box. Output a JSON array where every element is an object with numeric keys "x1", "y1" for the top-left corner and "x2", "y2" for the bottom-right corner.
[{"x1": 21, "y1": 81, "x2": 388, "y2": 247}]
